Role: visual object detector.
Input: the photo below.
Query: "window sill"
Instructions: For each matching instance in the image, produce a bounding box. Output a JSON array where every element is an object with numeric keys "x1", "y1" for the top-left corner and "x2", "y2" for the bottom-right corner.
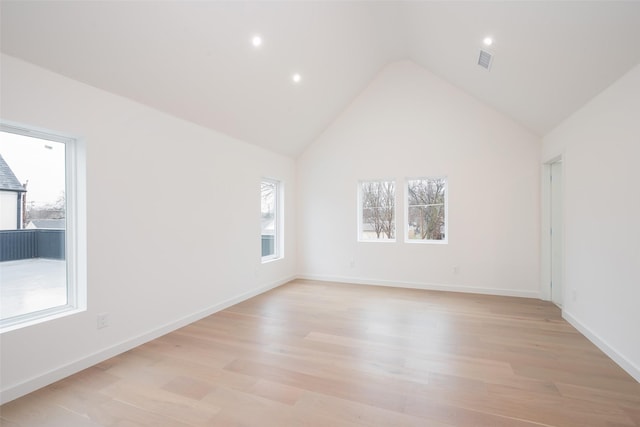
[
  {"x1": 0, "y1": 306, "x2": 85, "y2": 334},
  {"x1": 404, "y1": 239, "x2": 448, "y2": 245}
]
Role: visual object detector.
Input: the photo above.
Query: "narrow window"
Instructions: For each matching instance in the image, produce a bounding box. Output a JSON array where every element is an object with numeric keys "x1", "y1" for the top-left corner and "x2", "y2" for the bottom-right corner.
[
  {"x1": 358, "y1": 180, "x2": 396, "y2": 241},
  {"x1": 0, "y1": 123, "x2": 86, "y2": 331},
  {"x1": 261, "y1": 178, "x2": 282, "y2": 261},
  {"x1": 406, "y1": 177, "x2": 447, "y2": 243}
]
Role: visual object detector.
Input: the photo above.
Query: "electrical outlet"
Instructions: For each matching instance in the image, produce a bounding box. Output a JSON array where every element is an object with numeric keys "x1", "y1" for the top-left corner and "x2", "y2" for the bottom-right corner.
[
  {"x1": 572, "y1": 290, "x2": 578, "y2": 302},
  {"x1": 97, "y1": 313, "x2": 109, "y2": 329},
  {"x1": 349, "y1": 259, "x2": 355, "y2": 268},
  {"x1": 453, "y1": 266, "x2": 459, "y2": 274}
]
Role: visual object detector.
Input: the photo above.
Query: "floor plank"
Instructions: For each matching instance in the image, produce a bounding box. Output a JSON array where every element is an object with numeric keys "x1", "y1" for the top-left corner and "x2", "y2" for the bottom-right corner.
[{"x1": 2, "y1": 279, "x2": 639, "y2": 426}]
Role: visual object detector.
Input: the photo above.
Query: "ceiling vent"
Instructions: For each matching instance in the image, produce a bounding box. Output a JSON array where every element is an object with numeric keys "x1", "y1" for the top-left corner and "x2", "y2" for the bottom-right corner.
[{"x1": 478, "y1": 49, "x2": 493, "y2": 70}]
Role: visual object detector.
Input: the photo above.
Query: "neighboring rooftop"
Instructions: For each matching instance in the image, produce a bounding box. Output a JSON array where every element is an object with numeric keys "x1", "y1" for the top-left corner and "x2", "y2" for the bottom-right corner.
[
  {"x1": 0, "y1": 154, "x2": 26, "y2": 192},
  {"x1": 26, "y1": 219, "x2": 65, "y2": 230}
]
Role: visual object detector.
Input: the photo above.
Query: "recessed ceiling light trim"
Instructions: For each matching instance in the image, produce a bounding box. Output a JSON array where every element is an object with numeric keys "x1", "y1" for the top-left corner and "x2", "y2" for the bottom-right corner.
[
  {"x1": 292, "y1": 73, "x2": 302, "y2": 84},
  {"x1": 251, "y1": 35, "x2": 263, "y2": 48}
]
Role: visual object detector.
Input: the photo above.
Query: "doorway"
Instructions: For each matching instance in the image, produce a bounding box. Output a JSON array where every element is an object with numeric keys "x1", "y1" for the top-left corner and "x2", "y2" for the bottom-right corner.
[{"x1": 549, "y1": 160, "x2": 563, "y2": 306}]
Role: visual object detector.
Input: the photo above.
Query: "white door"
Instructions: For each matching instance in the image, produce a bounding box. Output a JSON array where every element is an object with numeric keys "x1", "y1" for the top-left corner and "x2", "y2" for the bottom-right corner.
[{"x1": 550, "y1": 161, "x2": 563, "y2": 306}]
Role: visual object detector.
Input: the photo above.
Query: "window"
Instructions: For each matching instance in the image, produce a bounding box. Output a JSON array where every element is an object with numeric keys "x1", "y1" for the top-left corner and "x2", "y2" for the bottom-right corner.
[
  {"x1": 358, "y1": 180, "x2": 396, "y2": 241},
  {"x1": 261, "y1": 178, "x2": 282, "y2": 261},
  {"x1": 0, "y1": 123, "x2": 86, "y2": 331},
  {"x1": 406, "y1": 177, "x2": 447, "y2": 243}
]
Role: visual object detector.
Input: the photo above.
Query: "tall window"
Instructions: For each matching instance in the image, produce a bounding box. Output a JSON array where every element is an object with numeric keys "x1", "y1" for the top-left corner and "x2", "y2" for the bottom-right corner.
[
  {"x1": 0, "y1": 123, "x2": 86, "y2": 331},
  {"x1": 261, "y1": 178, "x2": 282, "y2": 261},
  {"x1": 358, "y1": 180, "x2": 396, "y2": 241},
  {"x1": 406, "y1": 177, "x2": 447, "y2": 243}
]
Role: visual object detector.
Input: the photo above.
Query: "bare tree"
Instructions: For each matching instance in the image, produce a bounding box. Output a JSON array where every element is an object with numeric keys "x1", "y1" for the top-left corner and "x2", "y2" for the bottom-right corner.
[
  {"x1": 407, "y1": 178, "x2": 445, "y2": 240},
  {"x1": 53, "y1": 191, "x2": 65, "y2": 211},
  {"x1": 361, "y1": 181, "x2": 395, "y2": 239},
  {"x1": 261, "y1": 181, "x2": 275, "y2": 220},
  {"x1": 26, "y1": 191, "x2": 66, "y2": 222}
]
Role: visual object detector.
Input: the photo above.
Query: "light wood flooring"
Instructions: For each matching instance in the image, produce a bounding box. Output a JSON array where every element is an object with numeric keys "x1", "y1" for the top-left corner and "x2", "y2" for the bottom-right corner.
[{"x1": 2, "y1": 279, "x2": 639, "y2": 426}]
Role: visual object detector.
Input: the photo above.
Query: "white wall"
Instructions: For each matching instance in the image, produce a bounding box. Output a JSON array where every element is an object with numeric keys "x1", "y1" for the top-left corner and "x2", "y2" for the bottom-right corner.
[
  {"x1": 542, "y1": 64, "x2": 640, "y2": 381},
  {"x1": 0, "y1": 191, "x2": 19, "y2": 230},
  {"x1": 297, "y1": 61, "x2": 541, "y2": 297},
  {"x1": 5, "y1": 47, "x2": 635, "y2": 404},
  {"x1": 0, "y1": 54, "x2": 296, "y2": 402}
]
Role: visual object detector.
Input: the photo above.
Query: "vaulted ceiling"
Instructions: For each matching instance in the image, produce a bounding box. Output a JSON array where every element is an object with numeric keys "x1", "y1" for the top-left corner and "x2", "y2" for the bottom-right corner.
[{"x1": 2, "y1": 1, "x2": 640, "y2": 157}]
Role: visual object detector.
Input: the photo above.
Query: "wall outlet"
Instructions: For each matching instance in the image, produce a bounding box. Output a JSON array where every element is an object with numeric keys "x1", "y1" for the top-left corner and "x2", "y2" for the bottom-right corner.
[
  {"x1": 349, "y1": 259, "x2": 355, "y2": 268},
  {"x1": 453, "y1": 266, "x2": 459, "y2": 274},
  {"x1": 572, "y1": 290, "x2": 578, "y2": 302},
  {"x1": 97, "y1": 313, "x2": 109, "y2": 329}
]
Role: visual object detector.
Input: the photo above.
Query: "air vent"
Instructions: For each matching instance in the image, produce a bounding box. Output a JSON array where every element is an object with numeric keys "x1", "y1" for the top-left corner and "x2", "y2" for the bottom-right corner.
[{"x1": 478, "y1": 49, "x2": 493, "y2": 70}]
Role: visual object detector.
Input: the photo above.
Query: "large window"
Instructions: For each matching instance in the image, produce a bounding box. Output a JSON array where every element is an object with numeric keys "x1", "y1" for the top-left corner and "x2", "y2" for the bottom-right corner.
[
  {"x1": 261, "y1": 178, "x2": 282, "y2": 262},
  {"x1": 358, "y1": 180, "x2": 396, "y2": 241},
  {"x1": 406, "y1": 177, "x2": 447, "y2": 243},
  {"x1": 0, "y1": 123, "x2": 86, "y2": 331}
]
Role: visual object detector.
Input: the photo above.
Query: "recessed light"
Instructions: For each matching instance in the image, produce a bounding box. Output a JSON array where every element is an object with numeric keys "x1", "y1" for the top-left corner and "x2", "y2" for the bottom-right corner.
[
  {"x1": 483, "y1": 37, "x2": 493, "y2": 46},
  {"x1": 292, "y1": 73, "x2": 302, "y2": 84},
  {"x1": 251, "y1": 35, "x2": 263, "y2": 48}
]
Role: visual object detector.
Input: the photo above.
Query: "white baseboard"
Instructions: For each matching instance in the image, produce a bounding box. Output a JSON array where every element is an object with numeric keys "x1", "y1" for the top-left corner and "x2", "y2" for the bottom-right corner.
[
  {"x1": 296, "y1": 274, "x2": 540, "y2": 299},
  {"x1": 0, "y1": 275, "x2": 295, "y2": 404},
  {"x1": 14, "y1": 275, "x2": 637, "y2": 405},
  {"x1": 562, "y1": 310, "x2": 640, "y2": 383},
  {"x1": 299, "y1": 275, "x2": 639, "y2": 382}
]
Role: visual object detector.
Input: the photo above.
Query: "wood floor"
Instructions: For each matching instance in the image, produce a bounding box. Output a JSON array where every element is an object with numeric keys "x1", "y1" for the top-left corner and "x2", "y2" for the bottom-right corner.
[{"x1": 2, "y1": 279, "x2": 639, "y2": 427}]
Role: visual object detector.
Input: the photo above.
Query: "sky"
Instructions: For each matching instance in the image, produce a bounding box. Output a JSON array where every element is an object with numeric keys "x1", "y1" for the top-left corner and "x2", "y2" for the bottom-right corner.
[{"x1": 0, "y1": 131, "x2": 66, "y2": 206}]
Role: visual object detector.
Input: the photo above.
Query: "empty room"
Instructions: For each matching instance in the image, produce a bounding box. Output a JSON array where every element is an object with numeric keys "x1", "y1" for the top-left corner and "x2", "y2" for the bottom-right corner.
[{"x1": 1, "y1": 1, "x2": 639, "y2": 426}]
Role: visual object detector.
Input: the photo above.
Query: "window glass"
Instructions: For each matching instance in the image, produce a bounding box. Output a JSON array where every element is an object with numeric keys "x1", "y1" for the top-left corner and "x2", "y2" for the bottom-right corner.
[
  {"x1": 0, "y1": 124, "x2": 85, "y2": 331},
  {"x1": 261, "y1": 179, "x2": 281, "y2": 261},
  {"x1": 406, "y1": 177, "x2": 447, "y2": 243},
  {"x1": 359, "y1": 180, "x2": 396, "y2": 241}
]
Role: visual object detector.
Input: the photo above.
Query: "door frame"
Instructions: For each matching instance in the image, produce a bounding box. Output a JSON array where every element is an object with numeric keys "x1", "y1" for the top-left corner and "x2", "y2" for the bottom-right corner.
[{"x1": 541, "y1": 154, "x2": 564, "y2": 303}]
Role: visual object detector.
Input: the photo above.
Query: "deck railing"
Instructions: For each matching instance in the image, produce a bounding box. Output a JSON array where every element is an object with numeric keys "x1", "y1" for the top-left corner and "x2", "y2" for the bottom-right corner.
[{"x1": 0, "y1": 229, "x2": 65, "y2": 262}]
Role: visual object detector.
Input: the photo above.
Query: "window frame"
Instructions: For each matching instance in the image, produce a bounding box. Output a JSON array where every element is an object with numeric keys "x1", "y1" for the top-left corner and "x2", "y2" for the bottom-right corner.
[
  {"x1": 404, "y1": 176, "x2": 448, "y2": 244},
  {"x1": 0, "y1": 122, "x2": 87, "y2": 333},
  {"x1": 260, "y1": 177, "x2": 283, "y2": 263},
  {"x1": 357, "y1": 179, "x2": 397, "y2": 243}
]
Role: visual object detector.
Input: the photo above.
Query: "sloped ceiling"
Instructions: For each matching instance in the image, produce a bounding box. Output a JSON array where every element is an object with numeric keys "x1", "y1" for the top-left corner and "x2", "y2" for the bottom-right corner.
[{"x1": 2, "y1": 1, "x2": 640, "y2": 157}]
